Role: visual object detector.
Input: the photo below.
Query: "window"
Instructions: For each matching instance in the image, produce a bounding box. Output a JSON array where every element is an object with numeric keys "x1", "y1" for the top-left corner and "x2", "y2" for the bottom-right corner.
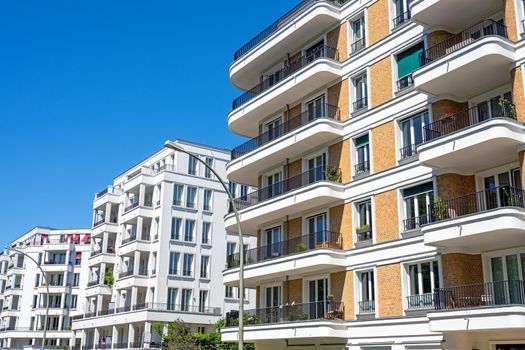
[
  {"x1": 199, "y1": 290, "x2": 208, "y2": 313},
  {"x1": 354, "y1": 134, "x2": 370, "y2": 175},
  {"x1": 490, "y1": 252, "x2": 525, "y2": 304},
  {"x1": 396, "y1": 42, "x2": 424, "y2": 90},
  {"x1": 203, "y1": 189, "x2": 212, "y2": 211},
  {"x1": 400, "y1": 111, "x2": 430, "y2": 159},
  {"x1": 226, "y1": 242, "x2": 236, "y2": 259},
  {"x1": 407, "y1": 260, "x2": 440, "y2": 309},
  {"x1": 264, "y1": 226, "x2": 282, "y2": 259},
  {"x1": 197, "y1": 326, "x2": 206, "y2": 334},
  {"x1": 183, "y1": 254, "x2": 194, "y2": 277},
  {"x1": 171, "y1": 217, "x2": 182, "y2": 240},
  {"x1": 240, "y1": 185, "x2": 248, "y2": 198},
  {"x1": 264, "y1": 116, "x2": 282, "y2": 142},
  {"x1": 71, "y1": 295, "x2": 78, "y2": 309},
  {"x1": 358, "y1": 271, "x2": 375, "y2": 314},
  {"x1": 173, "y1": 184, "x2": 184, "y2": 206},
  {"x1": 225, "y1": 285, "x2": 236, "y2": 299},
  {"x1": 200, "y1": 256, "x2": 210, "y2": 278},
  {"x1": 202, "y1": 222, "x2": 211, "y2": 244},
  {"x1": 355, "y1": 200, "x2": 372, "y2": 242},
  {"x1": 403, "y1": 182, "x2": 434, "y2": 231},
  {"x1": 181, "y1": 289, "x2": 192, "y2": 311},
  {"x1": 33, "y1": 295, "x2": 38, "y2": 308},
  {"x1": 184, "y1": 220, "x2": 195, "y2": 242},
  {"x1": 169, "y1": 252, "x2": 180, "y2": 275},
  {"x1": 350, "y1": 15, "x2": 366, "y2": 53},
  {"x1": 35, "y1": 273, "x2": 40, "y2": 287},
  {"x1": 228, "y1": 182, "x2": 237, "y2": 197},
  {"x1": 393, "y1": 0, "x2": 411, "y2": 28},
  {"x1": 188, "y1": 155, "x2": 198, "y2": 175},
  {"x1": 75, "y1": 252, "x2": 82, "y2": 265},
  {"x1": 167, "y1": 288, "x2": 178, "y2": 311},
  {"x1": 264, "y1": 285, "x2": 282, "y2": 308},
  {"x1": 352, "y1": 73, "x2": 368, "y2": 112},
  {"x1": 73, "y1": 273, "x2": 80, "y2": 287},
  {"x1": 204, "y1": 157, "x2": 213, "y2": 178},
  {"x1": 305, "y1": 39, "x2": 326, "y2": 63},
  {"x1": 186, "y1": 187, "x2": 197, "y2": 208}
]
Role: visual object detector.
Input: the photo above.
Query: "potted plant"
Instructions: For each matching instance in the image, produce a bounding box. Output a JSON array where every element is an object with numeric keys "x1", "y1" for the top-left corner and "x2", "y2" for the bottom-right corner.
[
  {"x1": 325, "y1": 166, "x2": 342, "y2": 182},
  {"x1": 499, "y1": 97, "x2": 516, "y2": 119},
  {"x1": 295, "y1": 242, "x2": 307, "y2": 253},
  {"x1": 432, "y1": 198, "x2": 448, "y2": 221},
  {"x1": 103, "y1": 269, "x2": 114, "y2": 287}
]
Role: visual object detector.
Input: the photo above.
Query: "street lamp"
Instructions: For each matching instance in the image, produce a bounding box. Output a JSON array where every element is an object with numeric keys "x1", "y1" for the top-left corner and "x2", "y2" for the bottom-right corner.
[
  {"x1": 164, "y1": 140, "x2": 245, "y2": 349},
  {"x1": 4, "y1": 246, "x2": 50, "y2": 350}
]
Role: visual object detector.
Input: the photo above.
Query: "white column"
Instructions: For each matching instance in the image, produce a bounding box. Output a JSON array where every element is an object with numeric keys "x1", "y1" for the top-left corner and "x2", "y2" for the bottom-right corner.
[
  {"x1": 93, "y1": 328, "x2": 100, "y2": 347},
  {"x1": 102, "y1": 232, "x2": 108, "y2": 253},
  {"x1": 128, "y1": 324, "x2": 135, "y2": 347},
  {"x1": 131, "y1": 286, "x2": 138, "y2": 307},
  {"x1": 144, "y1": 321, "x2": 152, "y2": 348},
  {"x1": 105, "y1": 202, "x2": 112, "y2": 223},
  {"x1": 112, "y1": 325, "x2": 118, "y2": 348},
  {"x1": 134, "y1": 251, "x2": 140, "y2": 275},
  {"x1": 137, "y1": 217, "x2": 144, "y2": 240},
  {"x1": 139, "y1": 184, "x2": 145, "y2": 206}
]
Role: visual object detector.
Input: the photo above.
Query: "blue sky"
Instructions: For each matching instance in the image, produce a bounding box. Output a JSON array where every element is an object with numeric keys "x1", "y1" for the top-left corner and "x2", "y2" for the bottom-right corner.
[{"x1": 0, "y1": 0, "x2": 293, "y2": 245}]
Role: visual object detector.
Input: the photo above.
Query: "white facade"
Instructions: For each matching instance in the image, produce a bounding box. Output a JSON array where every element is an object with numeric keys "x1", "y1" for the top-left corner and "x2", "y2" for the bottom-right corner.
[
  {"x1": 0, "y1": 226, "x2": 92, "y2": 349},
  {"x1": 72, "y1": 139, "x2": 256, "y2": 349}
]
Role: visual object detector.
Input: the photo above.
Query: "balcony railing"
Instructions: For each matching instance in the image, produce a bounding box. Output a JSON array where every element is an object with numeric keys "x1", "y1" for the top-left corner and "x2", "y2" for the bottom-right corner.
[
  {"x1": 118, "y1": 270, "x2": 134, "y2": 279},
  {"x1": 358, "y1": 300, "x2": 375, "y2": 314},
  {"x1": 233, "y1": 0, "x2": 349, "y2": 61},
  {"x1": 354, "y1": 161, "x2": 370, "y2": 175},
  {"x1": 225, "y1": 301, "x2": 344, "y2": 327},
  {"x1": 87, "y1": 280, "x2": 100, "y2": 288},
  {"x1": 356, "y1": 226, "x2": 372, "y2": 242},
  {"x1": 124, "y1": 201, "x2": 139, "y2": 213},
  {"x1": 393, "y1": 11, "x2": 411, "y2": 28},
  {"x1": 232, "y1": 45, "x2": 339, "y2": 110},
  {"x1": 226, "y1": 231, "x2": 342, "y2": 268},
  {"x1": 228, "y1": 165, "x2": 341, "y2": 213},
  {"x1": 95, "y1": 186, "x2": 122, "y2": 199},
  {"x1": 423, "y1": 100, "x2": 515, "y2": 142},
  {"x1": 427, "y1": 186, "x2": 525, "y2": 223},
  {"x1": 434, "y1": 280, "x2": 525, "y2": 310},
  {"x1": 231, "y1": 103, "x2": 340, "y2": 159},
  {"x1": 397, "y1": 74, "x2": 414, "y2": 91},
  {"x1": 399, "y1": 143, "x2": 418, "y2": 160},
  {"x1": 121, "y1": 234, "x2": 137, "y2": 245},
  {"x1": 403, "y1": 213, "x2": 430, "y2": 231},
  {"x1": 420, "y1": 20, "x2": 507, "y2": 66},
  {"x1": 350, "y1": 37, "x2": 366, "y2": 54},
  {"x1": 407, "y1": 293, "x2": 435, "y2": 310},
  {"x1": 352, "y1": 96, "x2": 368, "y2": 112}
]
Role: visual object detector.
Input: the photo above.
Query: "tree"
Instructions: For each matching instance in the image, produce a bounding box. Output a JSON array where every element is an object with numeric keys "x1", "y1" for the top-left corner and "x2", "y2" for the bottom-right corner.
[{"x1": 165, "y1": 319, "x2": 194, "y2": 350}]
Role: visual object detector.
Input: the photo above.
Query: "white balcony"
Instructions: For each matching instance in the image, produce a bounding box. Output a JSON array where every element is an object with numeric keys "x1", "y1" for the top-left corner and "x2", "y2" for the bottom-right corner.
[
  {"x1": 227, "y1": 107, "x2": 343, "y2": 185},
  {"x1": 410, "y1": 0, "x2": 503, "y2": 31},
  {"x1": 229, "y1": 54, "x2": 342, "y2": 137},
  {"x1": 85, "y1": 284, "x2": 112, "y2": 297},
  {"x1": 120, "y1": 205, "x2": 154, "y2": 223},
  {"x1": 413, "y1": 25, "x2": 514, "y2": 99},
  {"x1": 418, "y1": 118, "x2": 525, "y2": 174},
  {"x1": 88, "y1": 252, "x2": 116, "y2": 266},
  {"x1": 230, "y1": 0, "x2": 344, "y2": 90},
  {"x1": 225, "y1": 172, "x2": 345, "y2": 233},
  {"x1": 91, "y1": 222, "x2": 118, "y2": 238}
]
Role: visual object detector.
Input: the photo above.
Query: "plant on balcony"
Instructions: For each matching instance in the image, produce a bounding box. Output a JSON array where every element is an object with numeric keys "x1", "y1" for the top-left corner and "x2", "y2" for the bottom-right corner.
[
  {"x1": 103, "y1": 269, "x2": 114, "y2": 287},
  {"x1": 285, "y1": 304, "x2": 308, "y2": 321},
  {"x1": 246, "y1": 256, "x2": 255, "y2": 264},
  {"x1": 295, "y1": 242, "x2": 307, "y2": 253},
  {"x1": 327, "y1": 294, "x2": 335, "y2": 301},
  {"x1": 325, "y1": 166, "x2": 342, "y2": 182},
  {"x1": 355, "y1": 224, "x2": 370, "y2": 233},
  {"x1": 499, "y1": 97, "x2": 516, "y2": 119},
  {"x1": 433, "y1": 198, "x2": 448, "y2": 221}
]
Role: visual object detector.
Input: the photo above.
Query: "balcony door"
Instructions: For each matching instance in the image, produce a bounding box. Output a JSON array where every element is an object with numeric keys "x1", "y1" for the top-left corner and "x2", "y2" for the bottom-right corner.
[
  {"x1": 476, "y1": 91, "x2": 512, "y2": 122},
  {"x1": 306, "y1": 153, "x2": 326, "y2": 184},
  {"x1": 305, "y1": 40, "x2": 325, "y2": 63},
  {"x1": 307, "y1": 214, "x2": 327, "y2": 248},
  {"x1": 483, "y1": 168, "x2": 521, "y2": 209},
  {"x1": 308, "y1": 278, "x2": 329, "y2": 319},
  {"x1": 264, "y1": 171, "x2": 282, "y2": 199},
  {"x1": 305, "y1": 95, "x2": 326, "y2": 122},
  {"x1": 264, "y1": 116, "x2": 282, "y2": 143},
  {"x1": 264, "y1": 226, "x2": 282, "y2": 259},
  {"x1": 264, "y1": 285, "x2": 282, "y2": 323},
  {"x1": 491, "y1": 253, "x2": 525, "y2": 305}
]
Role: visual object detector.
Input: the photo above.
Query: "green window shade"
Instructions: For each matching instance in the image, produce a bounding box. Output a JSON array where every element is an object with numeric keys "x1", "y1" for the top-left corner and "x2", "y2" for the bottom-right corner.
[
  {"x1": 355, "y1": 134, "x2": 369, "y2": 148},
  {"x1": 397, "y1": 42, "x2": 425, "y2": 78},
  {"x1": 403, "y1": 182, "x2": 433, "y2": 198}
]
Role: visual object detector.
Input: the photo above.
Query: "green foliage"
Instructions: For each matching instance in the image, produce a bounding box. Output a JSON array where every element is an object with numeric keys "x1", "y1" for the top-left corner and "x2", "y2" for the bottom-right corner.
[
  {"x1": 295, "y1": 242, "x2": 307, "y2": 252},
  {"x1": 103, "y1": 268, "x2": 114, "y2": 287},
  {"x1": 499, "y1": 97, "x2": 516, "y2": 119},
  {"x1": 325, "y1": 166, "x2": 342, "y2": 182},
  {"x1": 165, "y1": 319, "x2": 194, "y2": 350},
  {"x1": 355, "y1": 224, "x2": 370, "y2": 231},
  {"x1": 433, "y1": 198, "x2": 448, "y2": 221}
]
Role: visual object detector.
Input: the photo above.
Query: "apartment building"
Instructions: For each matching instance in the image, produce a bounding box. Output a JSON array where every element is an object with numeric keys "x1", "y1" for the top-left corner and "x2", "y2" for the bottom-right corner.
[
  {"x1": 0, "y1": 226, "x2": 92, "y2": 349},
  {"x1": 72, "y1": 139, "x2": 256, "y2": 349},
  {"x1": 221, "y1": 1, "x2": 525, "y2": 350}
]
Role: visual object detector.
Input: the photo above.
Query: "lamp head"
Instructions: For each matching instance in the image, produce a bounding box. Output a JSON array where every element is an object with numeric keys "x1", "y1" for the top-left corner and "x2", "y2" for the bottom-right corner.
[{"x1": 164, "y1": 140, "x2": 185, "y2": 152}]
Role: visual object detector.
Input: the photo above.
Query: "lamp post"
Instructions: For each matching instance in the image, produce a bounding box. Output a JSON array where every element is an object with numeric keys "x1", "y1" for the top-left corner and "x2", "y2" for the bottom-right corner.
[
  {"x1": 4, "y1": 246, "x2": 50, "y2": 350},
  {"x1": 164, "y1": 140, "x2": 245, "y2": 350}
]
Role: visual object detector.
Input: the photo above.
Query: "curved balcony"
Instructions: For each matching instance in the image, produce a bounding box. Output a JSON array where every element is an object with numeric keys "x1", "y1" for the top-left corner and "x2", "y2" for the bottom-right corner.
[
  {"x1": 223, "y1": 231, "x2": 345, "y2": 287},
  {"x1": 93, "y1": 186, "x2": 122, "y2": 209},
  {"x1": 230, "y1": 0, "x2": 346, "y2": 89},
  {"x1": 225, "y1": 166, "x2": 345, "y2": 233},
  {"x1": 229, "y1": 46, "x2": 342, "y2": 137},
  {"x1": 222, "y1": 301, "x2": 346, "y2": 342},
  {"x1": 227, "y1": 104, "x2": 342, "y2": 185},
  {"x1": 418, "y1": 105, "x2": 524, "y2": 173},
  {"x1": 413, "y1": 21, "x2": 514, "y2": 99},
  {"x1": 422, "y1": 186, "x2": 525, "y2": 251},
  {"x1": 410, "y1": 0, "x2": 503, "y2": 31}
]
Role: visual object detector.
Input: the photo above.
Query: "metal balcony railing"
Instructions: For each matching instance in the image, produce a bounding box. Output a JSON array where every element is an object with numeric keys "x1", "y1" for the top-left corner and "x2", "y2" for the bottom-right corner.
[
  {"x1": 228, "y1": 165, "x2": 341, "y2": 213},
  {"x1": 406, "y1": 293, "x2": 435, "y2": 310},
  {"x1": 356, "y1": 226, "x2": 372, "y2": 242},
  {"x1": 352, "y1": 96, "x2": 368, "y2": 112},
  {"x1": 121, "y1": 234, "x2": 137, "y2": 245},
  {"x1": 233, "y1": 0, "x2": 349, "y2": 61},
  {"x1": 393, "y1": 10, "x2": 411, "y2": 28},
  {"x1": 358, "y1": 300, "x2": 375, "y2": 314},
  {"x1": 118, "y1": 270, "x2": 134, "y2": 279},
  {"x1": 397, "y1": 74, "x2": 414, "y2": 91},
  {"x1": 403, "y1": 213, "x2": 430, "y2": 231},
  {"x1": 124, "y1": 201, "x2": 139, "y2": 213},
  {"x1": 231, "y1": 103, "x2": 340, "y2": 160},
  {"x1": 232, "y1": 45, "x2": 339, "y2": 110},
  {"x1": 354, "y1": 161, "x2": 370, "y2": 175},
  {"x1": 350, "y1": 37, "x2": 366, "y2": 53},
  {"x1": 434, "y1": 280, "x2": 525, "y2": 310},
  {"x1": 399, "y1": 143, "x2": 418, "y2": 160},
  {"x1": 423, "y1": 100, "x2": 515, "y2": 142},
  {"x1": 420, "y1": 20, "x2": 507, "y2": 66},
  {"x1": 226, "y1": 231, "x2": 342, "y2": 268},
  {"x1": 225, "y1": 301, "x2": 344, "y2": 327}
]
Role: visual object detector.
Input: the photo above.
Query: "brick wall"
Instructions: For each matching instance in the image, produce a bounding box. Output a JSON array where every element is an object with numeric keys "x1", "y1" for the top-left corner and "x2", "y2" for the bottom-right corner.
[
  {"x1": 431, "y1": 99, "x2": 469, "y2": 121},
  {"x1": 327, "y1": 22, "x2": 348, "y2": 61},
  {"x1": 511, "y1": 66, "x2": 525, "y2": 123},
  {"x1": 287, "y1": 217, "x2": 302, "y2": 240},
  {"x1": 328, "y1": 139, "x2": 351, "y2": 183},
  {"x1": 436, "y1": 174, "x2": 476, "y2": 200},
  {"x1": 442, "y1": 254, "x2": 483, "y2": 287},
  {"x1": 374, "y1": 190, "x2": 399, "y2": 242},
  {"x1": 370, "y1": 56, "x2": 393, "y2": 108},
  {"x1": 256, "y1": 286, "x2": 260, "y2": 308},
  {"x1": 287, "y1": 158, "x2": 303, "y2": 178},
  {"x1": 328, "y1": 79, "x2": 350, "y2": 121},
  {"x1": 371, "y1": 121, "x2": 396, "y2": 172},
  {"x1": 329, "y1": 203, "x2": 353, "y2": 249},
  {"x1": 504, "y1": 0, "x2": 519, "y2": 41},
  {"x1": 520, "y1": 151, "x2": 525, "y2": 188},
  {"x1": 331, "y1": 271, "x2": 354, "y2": 320},
  {"x1": 377, "y1": 263, "x2": 403, "y2": 317},
  {"x1": 367, "y1": 0, "x2": 390, "y2": 46},
  {"x1": 427, "y1": 30, "x2": 453, "y2": 48},
  {"x1": 286, "y1": 278, "x2": 303, "y2": 304},
  {"x1": 285, "y1": 103, "x2": 302, "y2": 121}
]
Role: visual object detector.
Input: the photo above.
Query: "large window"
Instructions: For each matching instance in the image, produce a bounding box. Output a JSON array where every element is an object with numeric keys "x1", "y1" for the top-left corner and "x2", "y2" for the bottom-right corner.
[
  {"x1": 352, "y1": 73, "x2": 368, "y2": 112},
  {"x1": 171, "y1": 217, "x2": 182, "y2": 240},
  {"x1": 350, "y1": 15, "x2": 366, "y2": 53},
  {"x1": 167, "y1": 288, "x2": 178, "y2": 311},
  {"x1": 399, "y1": 111, "x2": 430, "y2": 159},
  {"x1": 358, "y1": 271, "x2": 375, "y2": 314},
  {"x1": 202, "y1": 222, "x2": 211, "y2": 244},
  {"x1": 264, "y1": 226, "x2": 282, "y2": 259},
  {"x1": 186, "y1": 187, "x2": 197, "y2": 208},
  {"x1": 169, "y1": 252, "x2": 180, "y2": 275},
  {"x1": 354, "y1": 134, "x2": 370, "y2": 176},
  {"x1": 182, "y1": 254, "x2": 194, "y2": 277},
  {"x1": 396, "y1": 42, "x2": 424, "y2": 91},
  {"x1": 407, "y1": 260, "x2": 440, "y2": 309},
  {"x1": 403, "y1": 182, "x2": 434, "y2": 231},
  {"x1": 203, "y1": 189, "x2": 212, "y2": 211},
  {"x1": 181, "y1": 289, "x2": 192, "y2": 311},
  {"x1": 393, "y1": 0, "x2": 411, "y2": 28},
  {"x1": 184, "y1": 220, "x2": 195, "y2": 242},
  {"x1": 204, "y1": 157, "x2": 213, "y2": 178},
  {"x1": 200, "y1": 256, "x2": 210, "y2": 279},
  {"x1": 490, "y1": 253, "x2": 525, "y2": 304},
  {"x1": 355, "y1": 200, "x2": 372, "y2": 243},
  {"x1": 173, "y1": 184, "x2": 184, "y2": 206},
  {"x1": 199, "y1": 290, "x2": 208, "y2": 313},
  {"x1": 188, "y1": 155, "x2": 198, "y2": 176}
]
